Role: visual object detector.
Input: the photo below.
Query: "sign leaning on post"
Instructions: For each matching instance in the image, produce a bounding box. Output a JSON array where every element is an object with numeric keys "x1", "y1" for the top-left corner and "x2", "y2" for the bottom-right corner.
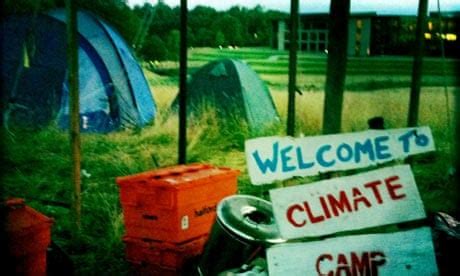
[
  {"x1": 269, "y1": 165, "x2": 425, "y2": 239},
  {"x1": 245, "y1": 127, "x2": 435, "y2": 185},
  {"x1": 243, "y1": 126, "x2": 439, "y2": 274},
  {"x1": 267, "y1": 227, "x2": 438, "y2": 276}
]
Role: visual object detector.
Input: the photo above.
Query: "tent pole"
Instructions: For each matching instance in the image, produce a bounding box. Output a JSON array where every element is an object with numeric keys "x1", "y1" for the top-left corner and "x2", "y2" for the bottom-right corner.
[
  {"x1": 66, "y1": 0, "x2": 81, "y2": 230},
  {"x1": 287, "y1": 0, "x2": 299, "y2": 136},
  {"x1": 407, "y1": 0, "x2": 428, "y2": 127},
  {"x1": 178, "y1": 0, "x2": 188, "y2": 164}
]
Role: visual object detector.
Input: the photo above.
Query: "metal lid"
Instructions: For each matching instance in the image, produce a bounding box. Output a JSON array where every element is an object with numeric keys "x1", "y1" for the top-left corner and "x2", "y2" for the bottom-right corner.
[{"x1": 217, "y1": 195, "x2": 285, "y2": 245}]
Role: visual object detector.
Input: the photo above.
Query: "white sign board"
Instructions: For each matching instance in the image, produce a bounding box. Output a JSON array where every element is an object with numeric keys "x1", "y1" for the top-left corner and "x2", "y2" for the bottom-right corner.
[
  {"x1": 245, "y1": 127, "x2": 435, "y2": 185},
  {"x1": 267, "y1": 227, "x2": 438, "y2": 276},
  {"x1": 269, "y1": 165, "x2": 425, "y2": 239}
]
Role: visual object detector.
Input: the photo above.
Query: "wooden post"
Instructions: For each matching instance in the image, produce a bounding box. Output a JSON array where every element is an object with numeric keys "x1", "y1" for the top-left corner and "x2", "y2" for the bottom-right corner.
[
  {"x1": 455, "y1": 87, "x2": 460, "y2": 213},
  {"x1": 407, "y1": 0, "x2": 428, "y2": 127},
  {"x1": 66, "y1": 0, "x2": 81, "y2": 229},
  {"x1": 178, "y1": 0, "x2": 188, "y2": 164},
  {"x1": 322, "y1": 0, "x2": 350, "y2": 135},
  {"x1": 286, "y1": 0, "x2": 299, "y2": 136}
]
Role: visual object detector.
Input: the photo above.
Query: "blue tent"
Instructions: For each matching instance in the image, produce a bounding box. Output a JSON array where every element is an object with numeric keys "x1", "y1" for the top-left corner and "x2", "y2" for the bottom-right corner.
[{"x1": 1, "y1": 9, "x2": 156, "y2": 132}]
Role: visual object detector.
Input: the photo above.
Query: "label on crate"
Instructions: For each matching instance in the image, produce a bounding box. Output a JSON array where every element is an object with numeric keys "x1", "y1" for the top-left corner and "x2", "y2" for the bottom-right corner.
[
  {"x1": 269, "y1": 165, "x2": 425, "y2": 239},
  {"x1": 245, "y1": 127, "x2": 434, "y2": 185},
  {"x1": 267, "y1": 227, "x2": 438, "y2": 276},
  {"x1": 194, "y1": 204, "x2": 217, "y2": 217},
  {"x1": 181, "y1": 215, "x2": 189, "y2": 230}
]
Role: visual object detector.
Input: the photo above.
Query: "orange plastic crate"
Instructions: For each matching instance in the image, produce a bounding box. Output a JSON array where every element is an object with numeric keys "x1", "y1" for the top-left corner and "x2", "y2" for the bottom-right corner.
[
  {"x1": 4, "y1": 198, "x2": 54, "y2": 257},
  {"x1": 117, "y1": 164, "x2": 239, "y2": 243},
  {"x1": 122, "y1": 198, "x2": 221, "y2": 242},
  {"x1": 12, "y1": 251, "x2": 47, "y2": 276},
  {"x1": 4, "y1": 198, "x2": 53, "y2": 276},
  {"x1": 128, "y1": 262, "x2": 181, "y2": 276},
  {"x1": 123, "y1": 235, "x2": 208, "y2": 269}
]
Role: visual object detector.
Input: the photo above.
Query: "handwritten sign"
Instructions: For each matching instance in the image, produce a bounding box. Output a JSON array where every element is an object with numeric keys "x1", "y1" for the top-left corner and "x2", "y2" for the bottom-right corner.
[
  {"x1": 269, "y1": 165, "x2": 425, "y2": 239},
  {"x1": 245, "y1": 127, "x2": 434, "y2": 185},
  {"x1": 267, "y1": 227, "x2": 438, "y2": 276}
]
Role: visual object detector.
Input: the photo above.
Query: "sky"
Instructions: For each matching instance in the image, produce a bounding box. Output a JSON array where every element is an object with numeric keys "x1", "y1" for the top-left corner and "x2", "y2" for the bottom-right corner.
[{"x1": 127, "y1": 0, "x2": 460, "y2": 15}]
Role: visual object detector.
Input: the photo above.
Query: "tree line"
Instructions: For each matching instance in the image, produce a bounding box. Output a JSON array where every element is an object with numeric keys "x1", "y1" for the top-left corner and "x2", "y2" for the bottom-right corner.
[{"x1": 3, "y1": 0, "x2": 286, "y2": 61}]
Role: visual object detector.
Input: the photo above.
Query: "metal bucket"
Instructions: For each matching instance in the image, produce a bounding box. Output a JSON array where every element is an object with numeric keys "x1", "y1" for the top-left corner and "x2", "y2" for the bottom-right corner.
[{"x1": 197, "y1": 195, "x2": 285, "y2": 276}]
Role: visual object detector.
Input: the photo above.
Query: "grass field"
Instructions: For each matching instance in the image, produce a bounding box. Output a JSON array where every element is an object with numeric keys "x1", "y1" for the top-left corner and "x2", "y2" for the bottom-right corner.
[
  {"x1": 2, "y1": 47, "x2": 459, "y2": 274},
  {"x1": 153, "y1": 47, "x2": 460, "y2": 88}
]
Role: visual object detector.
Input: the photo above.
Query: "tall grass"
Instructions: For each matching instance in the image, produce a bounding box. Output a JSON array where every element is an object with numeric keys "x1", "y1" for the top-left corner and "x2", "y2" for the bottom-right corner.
[
  {"x1": 2, "y1": 87, "x2": 457, "y2": 273},
  {"x1": 1, "y1": 48, "x2": 458, "y2": 274}
]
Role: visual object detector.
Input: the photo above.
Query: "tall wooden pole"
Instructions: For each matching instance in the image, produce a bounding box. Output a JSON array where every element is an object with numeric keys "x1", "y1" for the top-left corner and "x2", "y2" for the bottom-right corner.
[
  {"x1": 455, "y1": 87, "x2": 460, "y2": 214},
  {"x1": 407, "y1": 0, "x2": 428, "y2": 127},
  {"x1": 322, "y1": 0, "x2": 350, "y2": 135},
  {"x1": 287, "y1": 0, "x2": 299, "y2": 136},
  {"x1": 66, "y1": 0, "x2": 81, "y2": 229},
  {"x1": 178, "y1": 0, "x2": 188, "y2": 164}
]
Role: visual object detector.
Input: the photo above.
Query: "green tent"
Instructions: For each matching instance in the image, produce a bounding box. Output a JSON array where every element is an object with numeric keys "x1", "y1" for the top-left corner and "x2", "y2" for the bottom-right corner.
[{"x1": 175, "y1": 59, "x2": 279, "y2": 132}]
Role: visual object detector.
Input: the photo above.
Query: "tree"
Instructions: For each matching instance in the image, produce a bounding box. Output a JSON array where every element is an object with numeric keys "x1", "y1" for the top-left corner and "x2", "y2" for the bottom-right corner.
[
  {"x1": 189, "y1": 6, "x2": 219, "y2": 46},
  {"x1": 166, "y1": 30, "x2": 180, "y2": 61},
  {"x1": 215, "y1": 31, "x2": 225, "y2": 47},
  {"x1": 246, "y1": 5, "x2": 271, "y2": 46},
  {"x1": 195, "y1": 28, "x2": 215, "y2": 47},
  {"x1": 2, "y1": 0, "x2": 289, "y2": 56},
  {"x1": 148, "y1": 1, "x2": 179, "y2": 39},
  {"x1": 3, "y1": 0, "x2": 59, "y2": 15},
  {"x1": 140, "y1": 35, "x2": 167, "y2": 61},
  {"x1": 189, "y1": 5, "x2": 218, "y2": 31},
  {"x1": 214, "y1": 14, "x2": 243, "y2": 47}
]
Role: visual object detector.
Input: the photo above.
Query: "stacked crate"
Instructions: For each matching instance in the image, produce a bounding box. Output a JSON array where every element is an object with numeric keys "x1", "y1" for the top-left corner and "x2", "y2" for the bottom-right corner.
[
  {"x1": 4, "y1": 198, "x2": 54, "y2": 276},
  {"x1": 116, "y1": 163, "x2": 239, "y2": 275}
]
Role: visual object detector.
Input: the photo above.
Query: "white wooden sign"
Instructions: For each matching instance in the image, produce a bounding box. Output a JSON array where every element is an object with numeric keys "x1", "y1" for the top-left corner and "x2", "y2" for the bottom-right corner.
[
  {"x1": 267, "y1": 227, "x2": 438, "y2": 276},
  {"x1": 269, "y1": 165, "x2": 425, "y2": 239},
  {"x1": 245, "y1": 127, "x2": 435, "y2": 185}
]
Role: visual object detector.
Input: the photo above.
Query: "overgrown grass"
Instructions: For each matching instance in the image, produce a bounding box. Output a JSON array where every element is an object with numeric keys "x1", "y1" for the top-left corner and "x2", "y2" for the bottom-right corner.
[{"x1": 1, "y1": 47, "x2": 458, "y2": 274}]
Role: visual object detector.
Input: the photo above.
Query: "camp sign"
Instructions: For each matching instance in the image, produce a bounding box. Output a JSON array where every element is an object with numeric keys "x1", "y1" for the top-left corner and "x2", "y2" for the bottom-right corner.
[
  {"x1": 245, "y1": 127, "x2": 434, "y2": 185},
  {"x1": 269, "y1": 165, "x2": 425, "y2": 239},
  {"x1": 267, "y1": 227, "x2": 438, "y2": 276}
]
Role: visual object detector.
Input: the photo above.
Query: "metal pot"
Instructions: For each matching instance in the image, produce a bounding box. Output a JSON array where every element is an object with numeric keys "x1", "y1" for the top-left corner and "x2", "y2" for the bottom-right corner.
[{"x1": 198, "y1": 195, "x2": 285, "y2": 275}]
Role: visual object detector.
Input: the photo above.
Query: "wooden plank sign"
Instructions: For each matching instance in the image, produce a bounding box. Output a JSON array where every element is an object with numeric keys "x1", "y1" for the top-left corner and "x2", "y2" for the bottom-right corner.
[
  {"x1": 267, "y1": 227, "x2": 438, "y2": 276},
  {"x1": 245, "y1": 127, "x2": 434, "y2": 185},
  {"x1": 269, "y1": 165, "x2": 425, "y2": 239}
]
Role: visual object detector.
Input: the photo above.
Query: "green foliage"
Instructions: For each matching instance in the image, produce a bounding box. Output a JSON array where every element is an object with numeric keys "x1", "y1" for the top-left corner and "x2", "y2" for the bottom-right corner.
[
  {"x1": 2, "y1": 0, "x2": 285, "y2": 61},
  {"x1": 139, "y1": 35, "x2": 168, "y2": 61},
  {"x1": 188, "y1": 6, "x2": 218, "y2": 47},
  {"x1": 215, "y1": 31, "x2": 225, "y2": 47},
  {"x1": 148, "y1": 2, "x2": 179, "y2": 38},
  {"x1": 129, "y1": 2, "x2": 284, "y2": 60},
  {"x1": 214, "y1": 14, "x2": 244, "y2": 46},
  {"x1": 166, "y1": 29, "x2": 180, "y2": 61},
  {"x1": 2, "y1": 0, "x2": 60, "y2": 15},
  {"x1": 193, "y1": 28, "x2": 215, "y2": 47}
]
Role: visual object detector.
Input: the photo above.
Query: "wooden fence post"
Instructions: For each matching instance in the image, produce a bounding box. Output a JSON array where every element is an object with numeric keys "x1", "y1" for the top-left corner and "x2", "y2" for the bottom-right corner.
[
  {"x1": 287, "y1": 0, "x2": 299, "y2": 136},
  {"x1": 178, "y1": 0, "x2": 188, "y2": 164},
  {"x1": 408, "y1": 0, "x2": 428, "y2": 127},
  {"x1": 66, "y1": 0, "x2": 81, "y2": 229},
  {"x1": 322, "y1": 0, "x2": 350, "y2": 135},
  {"x1": 455, "y1": 87, "x2": 460, "y2": 213}
]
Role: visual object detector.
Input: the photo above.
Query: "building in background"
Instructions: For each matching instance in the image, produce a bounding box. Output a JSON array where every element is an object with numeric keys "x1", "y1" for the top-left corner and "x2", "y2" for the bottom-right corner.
[
  {"x1": 425, "y1": 11, "x2": 460, "y2": 58},
  {"x1": 272, "y1": 12, "x2": 459, "y2": 58}
]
